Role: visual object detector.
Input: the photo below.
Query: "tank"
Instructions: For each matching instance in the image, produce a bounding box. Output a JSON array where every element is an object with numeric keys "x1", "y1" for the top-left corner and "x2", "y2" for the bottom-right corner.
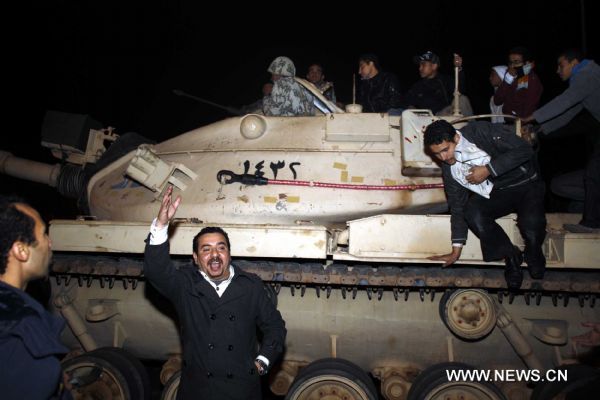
[{"x1": 2, "y1": 80, "x2": 599, "y2": 400}]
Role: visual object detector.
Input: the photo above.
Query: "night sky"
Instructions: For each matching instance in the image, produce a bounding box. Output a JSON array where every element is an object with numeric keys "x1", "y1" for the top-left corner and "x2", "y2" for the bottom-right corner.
[{"x1": 4, "y1": 0, "x2": 598, "y2": 218}]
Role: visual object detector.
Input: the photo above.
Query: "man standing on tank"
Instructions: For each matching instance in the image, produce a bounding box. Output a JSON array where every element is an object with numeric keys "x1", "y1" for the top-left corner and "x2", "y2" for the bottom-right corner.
[
  {"x1": 144, "y1": 186, "x2": 286, "y2": 400},
  {"x1": 424, "y1": 120, "x2": 546, "y2": 290}
]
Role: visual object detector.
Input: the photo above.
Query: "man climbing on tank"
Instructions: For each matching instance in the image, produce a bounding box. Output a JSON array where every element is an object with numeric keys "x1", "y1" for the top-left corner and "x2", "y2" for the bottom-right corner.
[
  {"x1": 424, "y1": 120, "x2": 546, "y2": 290},
  {"x1": 143, "y1": 185, "x2": 286, "y2": 400}
]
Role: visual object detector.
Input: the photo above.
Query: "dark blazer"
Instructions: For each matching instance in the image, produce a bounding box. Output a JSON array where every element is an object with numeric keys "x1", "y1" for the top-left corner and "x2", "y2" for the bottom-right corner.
[
  {"x1": 144, "y1": 240, "x2": 286, "y2": 400},
  {"x1": 440, "y1": 121, "x2": 539, "y2": 244},
  {"x1": 0, "y1": 281, "x2": 69, "y2": 400}
]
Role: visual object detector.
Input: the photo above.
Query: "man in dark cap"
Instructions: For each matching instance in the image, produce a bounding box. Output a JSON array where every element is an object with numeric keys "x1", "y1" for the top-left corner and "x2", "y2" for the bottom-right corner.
[{"x1": 405, "y1": 51, "x2": 467, "y2": 115}]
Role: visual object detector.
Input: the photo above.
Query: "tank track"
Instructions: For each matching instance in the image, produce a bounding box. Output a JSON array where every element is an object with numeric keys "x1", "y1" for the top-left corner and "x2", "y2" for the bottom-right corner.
[{"x1": 51, "y1": 255, "x2": 600, "y2": 307}]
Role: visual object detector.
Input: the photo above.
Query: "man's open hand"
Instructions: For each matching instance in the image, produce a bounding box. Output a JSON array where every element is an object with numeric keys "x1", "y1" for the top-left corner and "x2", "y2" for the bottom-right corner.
[{"x1": 157, "y1": 185, "x2": 181, "y2": 228}]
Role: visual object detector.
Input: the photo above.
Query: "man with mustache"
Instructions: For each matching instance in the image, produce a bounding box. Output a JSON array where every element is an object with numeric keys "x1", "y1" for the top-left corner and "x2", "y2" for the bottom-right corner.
[{"x1": 144, "y1": 186, "x2": 286, "y2": 400}]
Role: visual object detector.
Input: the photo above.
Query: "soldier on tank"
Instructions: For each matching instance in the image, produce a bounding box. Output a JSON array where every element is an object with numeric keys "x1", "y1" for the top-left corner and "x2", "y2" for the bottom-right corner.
[{"x1": 263, "y1": 56, "x2": 315, "y2": 116}]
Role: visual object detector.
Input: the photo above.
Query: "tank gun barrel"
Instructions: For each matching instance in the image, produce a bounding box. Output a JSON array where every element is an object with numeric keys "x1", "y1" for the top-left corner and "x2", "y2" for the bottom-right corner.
[
  {"x1": 0, "y1": 150, "x2": 61, "y2": 187},
  {"x1": 172, "y1": 89, "x2": 242, "y2": 115},
  {"x1": 0, "y1": 150, "x2": 86, "y2": 199}
]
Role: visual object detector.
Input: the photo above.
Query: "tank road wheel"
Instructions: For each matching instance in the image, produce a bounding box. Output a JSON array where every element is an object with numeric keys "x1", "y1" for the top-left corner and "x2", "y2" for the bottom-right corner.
[
  {"x1": 160, "y1": 370, "x2": 181, "y2": 400},
  {"x1": 439, "y1": 289, "x2": 497, "y2": 340},
  {"x1": 62, "y1": 347, "x2": 150, "y2": 400},
  {"x1": 407, "y1": 362, "x2": 506, "y2": 400},
  {"x1": 285, "y1": 358, "x2": 378, "y2": 400},
  {"x1": 99, "y1": 347, "x2": 152, "y2": 400}
]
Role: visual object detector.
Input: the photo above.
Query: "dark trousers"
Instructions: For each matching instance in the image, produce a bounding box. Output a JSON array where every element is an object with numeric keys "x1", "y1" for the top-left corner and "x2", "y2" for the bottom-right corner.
[
  {"x1": 582, "y1": 138, "x2": 600, "y2": 228},
  {"x1": 465, "y1": 180, "x2": 546, "y2": 270}
]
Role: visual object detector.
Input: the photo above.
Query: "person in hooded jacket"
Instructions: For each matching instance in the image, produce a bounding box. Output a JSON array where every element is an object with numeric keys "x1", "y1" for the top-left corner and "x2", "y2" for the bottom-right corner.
[
  {"x1": 263, "y1": 56, "x2": 314, "y2": 116},
  {"x1": 0, "y1": 196, "x2": 71, "y2": 400}
]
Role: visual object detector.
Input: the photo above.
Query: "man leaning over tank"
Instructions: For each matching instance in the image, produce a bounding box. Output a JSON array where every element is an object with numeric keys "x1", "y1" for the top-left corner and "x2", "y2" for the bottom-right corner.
[
  {"x1": 0, "y1": 195, "x2": 72, "y2": 400},
  {"x1": 143, "y1": 185, "x2": 286, "y2": 400},
  {"x1": 424, "y1": 120, "x2": 546, "y2": 291}
]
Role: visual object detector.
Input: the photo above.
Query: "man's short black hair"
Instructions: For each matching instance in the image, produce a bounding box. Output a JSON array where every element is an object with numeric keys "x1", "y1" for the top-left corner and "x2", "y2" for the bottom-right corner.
[
  {"x1": 308, "y1": 62, "x2": 323, "y2": 72},
  {"x1": 559, "y1": 48, "x2": 583, "y2": 63},
  {"x1": 509, "y1": 46, "x2": 533, "y2": 62},
  {"x1": 423, "y1": 120, "x2": 457, "y2": 146},
  {"x1": 0, "y1": 196, "x2": 37, "y2": 275},
  {"x1": 358, "y1": 53, "x2": 381, "y2": 71},
  {"x1": 193, "y1": 227, "x2": 231, "y2": 254}
]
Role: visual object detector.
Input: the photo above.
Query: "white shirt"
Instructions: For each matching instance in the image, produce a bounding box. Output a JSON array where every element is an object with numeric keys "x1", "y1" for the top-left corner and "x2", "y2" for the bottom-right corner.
[{"x1": 450, "y1": 132, "x2": 494, "y2": 199}]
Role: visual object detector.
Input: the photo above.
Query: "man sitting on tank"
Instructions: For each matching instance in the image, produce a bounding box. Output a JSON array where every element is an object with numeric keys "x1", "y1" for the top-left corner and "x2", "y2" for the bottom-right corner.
[
  {"x1": 424, "y1": 120, "x2": 546, "y2": 290},
  {"x1": 263, "y1": 56, "x2": 315, "y2": 117},
  {"x1": 143, "y1": 185, "x2": 287, "y2": 400}
]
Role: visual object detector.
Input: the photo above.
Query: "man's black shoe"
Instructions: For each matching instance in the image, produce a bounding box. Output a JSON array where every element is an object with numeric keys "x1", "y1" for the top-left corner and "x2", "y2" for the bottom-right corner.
[
  {"x1": 524, "y1": 251, "x2": 546, "y2": 280},
  {"x1": 504, "y1": 247, "x2": 524, "y2": 290},
  {"x1": 528, "y1": 263, "x2": 545, "y2": 279}
]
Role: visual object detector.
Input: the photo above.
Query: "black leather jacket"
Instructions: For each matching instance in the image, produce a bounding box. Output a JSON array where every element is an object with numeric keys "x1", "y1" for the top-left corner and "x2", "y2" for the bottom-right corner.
[
  {"x1": 405, "y1": 71, "x2": 466, "y2": 114},
  {"x1": 358, "y1": 71, "x2": 403, "y2": 113},
  {"x1": 441, "y1": 122, "x2": 540, "y2": 244}
]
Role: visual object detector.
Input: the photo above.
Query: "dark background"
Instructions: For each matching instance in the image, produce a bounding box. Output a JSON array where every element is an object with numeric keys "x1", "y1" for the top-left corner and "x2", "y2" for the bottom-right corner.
[{"x1": 5, "y1": 0, "x2": 599, "y2": 217}]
